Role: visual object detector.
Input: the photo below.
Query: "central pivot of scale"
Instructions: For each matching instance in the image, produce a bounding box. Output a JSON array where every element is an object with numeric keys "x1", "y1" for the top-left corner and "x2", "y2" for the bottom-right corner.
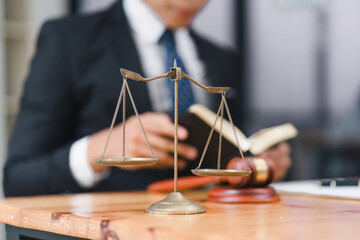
[{"x1": 96, "y1": 59, "x2": 251, "y2": 215}]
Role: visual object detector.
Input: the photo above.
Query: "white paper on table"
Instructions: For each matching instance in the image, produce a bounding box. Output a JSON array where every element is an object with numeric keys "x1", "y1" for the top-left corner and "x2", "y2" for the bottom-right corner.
[{"x1": 271, "y1": 180, "x2": 360, "y2": 200}]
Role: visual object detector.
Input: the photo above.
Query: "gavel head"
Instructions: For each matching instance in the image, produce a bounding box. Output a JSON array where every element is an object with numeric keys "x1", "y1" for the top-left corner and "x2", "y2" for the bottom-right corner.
[{"x1": 226, "y1": 157, "x2": 276, "y2": 188}]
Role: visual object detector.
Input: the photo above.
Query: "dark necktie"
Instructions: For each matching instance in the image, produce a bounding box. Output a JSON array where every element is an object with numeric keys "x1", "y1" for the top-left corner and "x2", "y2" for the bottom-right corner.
[{"x1": 160, "y1": 30, "x2": 195, "y2": 116}]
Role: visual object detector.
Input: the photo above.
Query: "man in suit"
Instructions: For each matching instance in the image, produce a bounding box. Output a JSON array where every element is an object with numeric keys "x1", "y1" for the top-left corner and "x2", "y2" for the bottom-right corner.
[{"x1": 4, "y1": 0, "x2": 291, "y2": 197}]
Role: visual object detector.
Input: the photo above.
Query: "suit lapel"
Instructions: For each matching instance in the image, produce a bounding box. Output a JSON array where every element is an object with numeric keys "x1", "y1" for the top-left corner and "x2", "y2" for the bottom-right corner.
[
  {"x1": 190, "y1": 31, "x2": 217, "y2": 85},
  {"x1": 190, "y1": 30, "x2": 223, "y2": 111},
  {"x1": 190, "y1": 30, "x2": 241, "y2": 114},
  {"x1": 105, "y1": 1, "x2": 153, "y2": 113}
]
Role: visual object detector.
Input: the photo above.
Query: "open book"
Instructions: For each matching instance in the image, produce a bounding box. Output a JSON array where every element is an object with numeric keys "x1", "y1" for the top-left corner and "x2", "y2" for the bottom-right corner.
[{"x1": 179, "y1": 104, "x2": 298, "y2": 167}]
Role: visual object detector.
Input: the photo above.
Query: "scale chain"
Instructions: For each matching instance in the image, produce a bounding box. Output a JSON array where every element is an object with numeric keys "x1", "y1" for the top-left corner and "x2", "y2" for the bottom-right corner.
[
  {"x1": 223, "y1": 95, "x2": 251, "y2": 171},
  {"x1": 124, "y1": 79, "x2": 156, "y2": 158},
  {"x1": 196, "y1": 96, "x2": 225, "y2": 169},
  {"x1": 217, "y1": 94, "x2": 225, "y2": 170},
  {"x1": 100, "y1": 75, "x2": 156, "y2": 160},
  {"x1": 101, "y1": 80, "x2": 126, "y2": 158},
  {"x1": 122, "y1": 79, "x2": 126, "y2": 159}
]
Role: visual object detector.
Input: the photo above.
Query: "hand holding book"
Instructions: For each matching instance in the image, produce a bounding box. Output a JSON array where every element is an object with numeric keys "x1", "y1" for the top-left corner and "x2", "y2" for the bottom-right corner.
[
  {"x1": 258, "y1": 142, "x2": 292, "y2": 181},
  {"x1": 179, "y1": 104, "x2": 298, "y2": 181}
]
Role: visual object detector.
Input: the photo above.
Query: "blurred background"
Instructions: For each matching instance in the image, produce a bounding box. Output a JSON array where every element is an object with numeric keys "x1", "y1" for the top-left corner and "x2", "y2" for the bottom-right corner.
[{"x1": 0, "y1": 0, "x2": 359, "y2": 237}]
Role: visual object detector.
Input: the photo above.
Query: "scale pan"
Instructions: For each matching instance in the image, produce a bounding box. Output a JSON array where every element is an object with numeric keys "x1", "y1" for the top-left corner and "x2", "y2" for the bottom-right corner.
[
  {"x1": 95, "y1": 157, "x2": 158, "y2": 166},
  {"x1": 191, "y1": 168, "x2": 252, "y2": 177}
]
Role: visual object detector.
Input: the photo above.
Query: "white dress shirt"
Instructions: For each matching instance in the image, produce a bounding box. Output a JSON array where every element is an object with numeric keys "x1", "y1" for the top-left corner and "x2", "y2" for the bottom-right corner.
[{"x1": 70, "y1": 0, "x2": 208, "y2": 188}]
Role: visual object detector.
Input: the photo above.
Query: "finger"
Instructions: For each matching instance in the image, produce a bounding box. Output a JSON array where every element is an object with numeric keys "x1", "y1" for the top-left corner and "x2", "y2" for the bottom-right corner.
[
  {"x1": 177, "y1": 142, "x2": 198, "y2": 160},
  {"x1": 261, "y1": 142, "x2": 291, "y2": 161},
  {"x1": 151, "y1": 152, "x2": 187, "y2": 170},
  {"x1": 178, "y1": 159, "x2": 187, "y2": 170},
  {"x1": 273, "y1": 156, "x2": 292, "y2": 181},
  {"x1": 274, "y1": 166, "x2": 288, "y2": 181},
  {"x1": 269, "y1": 146, "x2": 292, "y2": 170},
  {"x1": 118, "y1": 146, "x2": 174, "y2": 171},
  {"x1": 145, "y1": 133, "x2": 175, "y2": 153},
  {"x1": 274, "y1": 172, "x2": 285, "y2": 182},
  {"x1": 145, "y1": 133, "x2": 197, "y2": 160},
  {"x1": 141, "y1": 113, "x2": 174, "y2": 136},
  {"x1": 141, "y1": 113, "x2": 189, "y2": 140},
  {"x1": 135, "y1": 144, "x2": 175, "y2": 168},
  {"x1": 153, "y1": 151, "x2": 175, "y2": 168},
  {"x1": 258, "y1": 143, "x2": 292, "y2": 182},
  {"x1": 278, "y1": 156, "x2": 292, "y2": 170},
  {"x1": 276, "y1": 142, "x2": 291, "y2": 155}
]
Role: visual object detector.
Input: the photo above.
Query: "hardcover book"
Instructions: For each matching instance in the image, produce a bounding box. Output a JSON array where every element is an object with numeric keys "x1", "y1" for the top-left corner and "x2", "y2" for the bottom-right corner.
[{"x1": 179, "y1": 104, "x2": 298, "y2": 168}]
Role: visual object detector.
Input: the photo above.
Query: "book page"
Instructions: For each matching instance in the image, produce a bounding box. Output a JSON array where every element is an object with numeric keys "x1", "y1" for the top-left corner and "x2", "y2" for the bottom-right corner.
[
  {"x1": 189, "y1": 104, "x2": 250, "y2": 151},
  {"x1": 248, "y1": 123, "x2": 298, "y2": 155}
]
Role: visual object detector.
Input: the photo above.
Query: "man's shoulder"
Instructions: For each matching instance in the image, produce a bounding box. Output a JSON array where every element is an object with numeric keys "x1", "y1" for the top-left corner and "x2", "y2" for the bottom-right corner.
[
  {"x1": 43, "y1": 7, "x2": 113, "y2": 38},
  {"x1": 37, "y1": 2, "x2": 124, "y2": 54}
]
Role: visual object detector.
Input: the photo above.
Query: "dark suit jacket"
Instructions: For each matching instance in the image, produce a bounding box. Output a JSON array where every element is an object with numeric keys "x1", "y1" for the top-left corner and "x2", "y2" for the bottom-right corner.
[{"x1": 4, "y1": 1, "x2": 243, "y2": 197}]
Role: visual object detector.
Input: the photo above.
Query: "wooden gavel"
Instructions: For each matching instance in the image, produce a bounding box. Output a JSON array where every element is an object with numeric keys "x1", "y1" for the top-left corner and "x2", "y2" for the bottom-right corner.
[{"x1": 147, "y1": 156, "x2": 276, "y2": 192}]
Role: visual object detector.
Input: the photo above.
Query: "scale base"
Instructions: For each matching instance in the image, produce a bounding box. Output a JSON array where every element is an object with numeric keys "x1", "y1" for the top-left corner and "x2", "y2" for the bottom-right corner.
[{"x1": 145, "y1": 192, "x2": 205, "y2": 215}]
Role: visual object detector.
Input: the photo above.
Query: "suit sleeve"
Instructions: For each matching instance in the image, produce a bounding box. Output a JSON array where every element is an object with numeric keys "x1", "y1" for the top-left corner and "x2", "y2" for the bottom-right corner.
[{"x1": 4, "y1": 21, "x2": 84, "y2": 196}]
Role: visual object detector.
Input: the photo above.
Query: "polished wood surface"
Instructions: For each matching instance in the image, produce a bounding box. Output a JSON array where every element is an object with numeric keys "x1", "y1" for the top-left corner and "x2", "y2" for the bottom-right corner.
[
  {"x1": 0, "y1": 190, "x2": 360, "y2": 240},
  {"x1": 207, "y1": 186, "x2": 280, "y2": 203}
]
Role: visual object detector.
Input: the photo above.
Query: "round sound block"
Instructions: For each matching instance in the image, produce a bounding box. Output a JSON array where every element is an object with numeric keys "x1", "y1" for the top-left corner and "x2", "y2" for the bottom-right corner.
[{"x1": 207, "y1": 186, "x2": 280, "y2": 203}]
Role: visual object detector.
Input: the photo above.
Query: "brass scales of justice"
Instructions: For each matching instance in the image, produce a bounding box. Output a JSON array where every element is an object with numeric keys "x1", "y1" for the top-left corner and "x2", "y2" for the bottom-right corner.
[{"x1": 95, "y1": 60, "x2": 252, "y2": 215}]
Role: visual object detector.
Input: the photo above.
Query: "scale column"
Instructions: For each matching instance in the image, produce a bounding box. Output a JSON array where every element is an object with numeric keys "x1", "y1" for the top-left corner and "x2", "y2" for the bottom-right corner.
[
  {"x1": 174, "y1": 79, "x2": 179, "y2": 192},
  {"x1": 145, "y1": 60, "x2": 205, "y2": 214}
]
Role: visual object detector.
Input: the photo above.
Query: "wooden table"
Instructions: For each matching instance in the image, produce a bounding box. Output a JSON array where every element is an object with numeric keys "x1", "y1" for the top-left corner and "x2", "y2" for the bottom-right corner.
[{"x1": 1, "y1": 190, "x2": 360, "y2": 240}]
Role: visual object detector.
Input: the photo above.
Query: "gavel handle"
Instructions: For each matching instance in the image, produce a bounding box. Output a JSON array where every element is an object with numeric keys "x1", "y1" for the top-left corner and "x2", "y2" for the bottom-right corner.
[{"x1": 147, "y1": 176, "x2": 224, "y2": 192}]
